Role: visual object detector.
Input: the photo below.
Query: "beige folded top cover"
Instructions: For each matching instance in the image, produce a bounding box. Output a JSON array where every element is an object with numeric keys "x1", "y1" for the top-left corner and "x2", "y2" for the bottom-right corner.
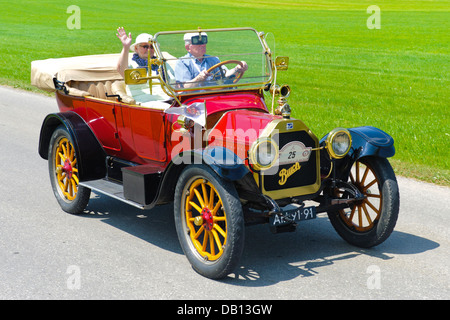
[{"x1": 31, "y1": 54, "x2": 123, "y2": 92}]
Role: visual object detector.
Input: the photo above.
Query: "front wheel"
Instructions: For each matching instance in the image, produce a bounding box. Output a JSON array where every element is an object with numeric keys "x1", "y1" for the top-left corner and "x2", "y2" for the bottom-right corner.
[
  {"x1": 174, "y1": 165, "x2": 245, "y2": 279},
  {"x1": 327, "y1": 157, "x2": 399, "y2": 248}
]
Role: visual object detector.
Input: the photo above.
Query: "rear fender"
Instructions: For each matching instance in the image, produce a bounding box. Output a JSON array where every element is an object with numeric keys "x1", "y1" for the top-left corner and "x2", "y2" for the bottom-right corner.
[{"x1": 38, "y1": 112, "x2": 107, "y2": 181}]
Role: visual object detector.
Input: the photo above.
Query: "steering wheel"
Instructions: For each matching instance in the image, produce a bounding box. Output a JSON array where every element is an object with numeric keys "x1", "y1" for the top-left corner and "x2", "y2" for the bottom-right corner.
[{"x1": 206, "y1": 60, "x2": 244, "y2": 84}]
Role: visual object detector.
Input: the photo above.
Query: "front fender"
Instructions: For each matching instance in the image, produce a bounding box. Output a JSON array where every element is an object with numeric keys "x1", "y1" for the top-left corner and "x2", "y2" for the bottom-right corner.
[
  {"x1": 348, "y1": 126, "x2": 395, "y2": 159},
  {"x1": 321, "y1": 126, "x2": 395, "y2": 160},
  {"x1": 320, "y1": 126, "x2": 395, "y2": 180},
  {"x1": 155, "y1": 146, "x2": 250, "y2": 205},
  {"x1": 171, "y1": 146, "x2": 250, "y2": 181},
  {"x1": 203, "y1": 146, "x2": 250, "y2": 181},
  {"x1": 38, "y1": 112, "x2": 107, "y2": 181}
]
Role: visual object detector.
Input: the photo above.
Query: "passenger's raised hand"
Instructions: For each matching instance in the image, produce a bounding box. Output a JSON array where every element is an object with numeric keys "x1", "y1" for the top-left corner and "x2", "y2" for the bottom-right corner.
[{"x1": 116, "y1": 27, "x2": 132, "y2": 49}]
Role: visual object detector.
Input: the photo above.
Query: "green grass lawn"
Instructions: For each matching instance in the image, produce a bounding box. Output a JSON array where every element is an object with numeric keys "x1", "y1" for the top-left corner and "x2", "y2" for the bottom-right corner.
[{"x1": 1, "y1": 0, "x2": 448, "y2": 185}]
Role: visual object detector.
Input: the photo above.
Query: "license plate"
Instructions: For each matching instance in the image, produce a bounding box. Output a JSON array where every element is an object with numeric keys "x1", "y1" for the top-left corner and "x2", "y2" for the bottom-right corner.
[{"x1": 270, "y1": 205, "x2": 316, "y2": 226}]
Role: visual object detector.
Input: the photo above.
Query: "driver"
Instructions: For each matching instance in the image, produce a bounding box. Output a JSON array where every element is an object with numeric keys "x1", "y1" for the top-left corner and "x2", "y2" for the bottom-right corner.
[{"x1": 175, "y1": 32, "x2": 248, "y2": 88}]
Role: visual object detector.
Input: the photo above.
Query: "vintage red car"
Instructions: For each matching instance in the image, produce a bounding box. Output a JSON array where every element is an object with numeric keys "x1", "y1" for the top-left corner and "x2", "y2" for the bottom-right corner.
[{"x1": 33, "y1": 27, "x2": 399, "y2": 279}]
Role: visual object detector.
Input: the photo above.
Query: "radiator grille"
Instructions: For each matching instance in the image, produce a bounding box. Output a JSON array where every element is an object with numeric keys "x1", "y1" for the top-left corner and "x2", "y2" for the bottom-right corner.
[{"x1": 263, "y1": 131, "x2": 318, "y2": 191}]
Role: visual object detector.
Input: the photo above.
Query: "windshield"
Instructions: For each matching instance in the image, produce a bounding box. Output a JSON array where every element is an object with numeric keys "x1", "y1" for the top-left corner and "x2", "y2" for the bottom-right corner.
[{"x1": 154, "y1": 28, "x2": 272, "y2": 95}]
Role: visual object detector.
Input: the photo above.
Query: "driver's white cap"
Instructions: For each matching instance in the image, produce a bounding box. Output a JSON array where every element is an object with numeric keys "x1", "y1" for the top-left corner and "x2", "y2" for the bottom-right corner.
[{"x1": 184, "y1": 32, "x2": 207, "y2": 41}]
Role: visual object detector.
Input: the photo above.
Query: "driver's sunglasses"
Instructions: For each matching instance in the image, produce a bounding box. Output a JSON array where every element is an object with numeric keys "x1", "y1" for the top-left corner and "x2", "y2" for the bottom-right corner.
[
  {"x1": 139, "y1": 44, "x2": 153, "y2": 49},
  {"x1": 191, "y1": 35, "x2": 208, "y2": 45}
]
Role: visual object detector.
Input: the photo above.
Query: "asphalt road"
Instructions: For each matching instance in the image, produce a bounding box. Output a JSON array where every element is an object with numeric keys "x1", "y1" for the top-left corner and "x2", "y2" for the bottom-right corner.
[{"x1": 0, "y1": 85, "x2": 448, "y2": 300}]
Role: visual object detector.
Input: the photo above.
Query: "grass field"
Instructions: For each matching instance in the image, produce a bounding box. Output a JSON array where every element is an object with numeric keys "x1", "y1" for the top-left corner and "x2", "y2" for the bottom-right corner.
[{"x1": 1, "y1": 0, "x2": 449, "y2": 185}]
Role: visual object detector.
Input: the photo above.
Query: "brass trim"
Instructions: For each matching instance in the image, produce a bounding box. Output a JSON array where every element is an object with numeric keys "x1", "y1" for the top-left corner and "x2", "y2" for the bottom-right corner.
[
  {"x1": 253, "y1": 118, "x2": 321, "y2": 200},
  {"x1": 275, "y1": 56, "x2": 289, "y2": 71},
  {"x1": 248, "y1": 137, "x2": 279, "y2": 171},
  {"x1": 325, "y1": 128, "x2": 352, "y2": 159}
]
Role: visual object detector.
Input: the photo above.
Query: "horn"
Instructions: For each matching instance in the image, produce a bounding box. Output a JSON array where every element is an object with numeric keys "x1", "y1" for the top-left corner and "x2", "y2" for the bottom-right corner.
[{"x1": 269, "y1": 84, "x2": 290, "y2": 97}]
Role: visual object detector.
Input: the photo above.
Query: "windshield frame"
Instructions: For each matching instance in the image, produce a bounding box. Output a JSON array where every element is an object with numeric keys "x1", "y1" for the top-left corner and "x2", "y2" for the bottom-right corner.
[{"x1": 153, "y1": 27, "x2": 274, "y2": 97}]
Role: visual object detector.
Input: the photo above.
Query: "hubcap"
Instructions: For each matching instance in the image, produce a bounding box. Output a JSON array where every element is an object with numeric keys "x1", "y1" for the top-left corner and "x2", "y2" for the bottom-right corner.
[
  {"x1": 62, "y1": 159, "x2": 73, "y2": 179},
  {"x1": 201, "y1": 208, "x2": 214, "y2": 231}
]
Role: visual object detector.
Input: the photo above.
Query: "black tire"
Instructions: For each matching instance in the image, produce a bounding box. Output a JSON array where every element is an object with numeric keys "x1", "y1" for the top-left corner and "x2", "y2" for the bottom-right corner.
[
  {"x1": 174, "y1": 165, "x2": 245, "y2": 279},
  {"x1": 327, "y1": 156, "x2": 399, "y2": 248},
  {"x1": 48, "y1": 126, "x2": 90, "y2": 214}
]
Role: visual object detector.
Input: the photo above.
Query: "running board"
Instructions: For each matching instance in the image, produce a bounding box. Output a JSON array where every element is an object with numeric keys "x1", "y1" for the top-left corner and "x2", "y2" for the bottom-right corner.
[{"x1": 79, "y1": 179, "x2": 152, "y2": 210}]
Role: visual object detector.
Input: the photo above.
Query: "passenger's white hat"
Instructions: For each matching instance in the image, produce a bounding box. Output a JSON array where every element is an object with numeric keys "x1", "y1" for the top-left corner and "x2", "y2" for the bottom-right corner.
[{"x1": 130, "y1": 33, "x2": 153, "y2": 51}]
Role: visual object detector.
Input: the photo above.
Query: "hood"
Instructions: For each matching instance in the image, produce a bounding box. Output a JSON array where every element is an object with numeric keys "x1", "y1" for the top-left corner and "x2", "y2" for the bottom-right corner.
[
  {"x1": 207, "y1": 109, "x2": 280, "y2": 151},
  {"x1": 184, "y1": 91, "x2": 268, "y2": 116}
]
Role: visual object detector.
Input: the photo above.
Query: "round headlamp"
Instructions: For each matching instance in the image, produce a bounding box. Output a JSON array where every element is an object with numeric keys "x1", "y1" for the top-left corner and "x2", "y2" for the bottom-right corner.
[
  {"x1": 325, "y1": 128, "x2": 352, "y2": 159},
  {"x1": 249, "y1": 138, "x2": 279, "y2": 170}
]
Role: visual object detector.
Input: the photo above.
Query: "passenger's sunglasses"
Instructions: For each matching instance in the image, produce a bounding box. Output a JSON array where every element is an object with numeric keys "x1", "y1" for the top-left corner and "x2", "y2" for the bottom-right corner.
[
  {"x1": 191, "y1": 35, "x2": 208, "y2": 45},
  {"x1": 139, "y1": 44, "x2": 153, "y2": 49}
]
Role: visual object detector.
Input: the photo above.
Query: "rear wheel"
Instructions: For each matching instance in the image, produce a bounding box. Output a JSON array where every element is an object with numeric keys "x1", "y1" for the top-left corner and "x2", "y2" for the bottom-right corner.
[
  {"x1": 174, "y1": 165, "x2": 244, "y2": 279},
  {"x1": 328, "y1": 157, "x2": 399, "y2": 248},
  {"x1": 48, "y1": 126, "x2": 90, "y2": 214}
]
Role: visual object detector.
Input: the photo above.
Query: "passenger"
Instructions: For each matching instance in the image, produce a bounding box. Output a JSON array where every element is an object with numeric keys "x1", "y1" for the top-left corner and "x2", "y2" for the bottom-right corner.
[
  {"x1": 175, "y1": 32, "x2": 248, "y2": 88},
  {"x1": 115, "y1": 27, "x2": 170, "y2": 106},
  {"x1": 116, "y1": 27, "x2": 159, "y2": 77}
]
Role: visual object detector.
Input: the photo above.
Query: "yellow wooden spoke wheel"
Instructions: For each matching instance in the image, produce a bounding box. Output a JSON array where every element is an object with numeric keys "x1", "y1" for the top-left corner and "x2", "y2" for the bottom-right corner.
[
  {"x1": 185, "y1": 178, "x2": 227, "y2": 261},
  {"x1": 55, "y1": 137, "x2": 79, "y2": 201},
  {"x1": 49, "y1": 126, "x2": 90, "y2": 214},
  {"x1": 174, "y1": 165, "x2": 244, "y2": 279}
]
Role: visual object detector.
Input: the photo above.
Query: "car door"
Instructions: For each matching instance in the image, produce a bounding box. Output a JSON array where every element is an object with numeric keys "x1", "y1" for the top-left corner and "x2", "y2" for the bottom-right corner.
[
  {"x1": 85, "y1": 98, "x2": 121, "y2": 151},
  {"x1": 128, "y1": 106, "x2": 167, "y2": 163}
]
